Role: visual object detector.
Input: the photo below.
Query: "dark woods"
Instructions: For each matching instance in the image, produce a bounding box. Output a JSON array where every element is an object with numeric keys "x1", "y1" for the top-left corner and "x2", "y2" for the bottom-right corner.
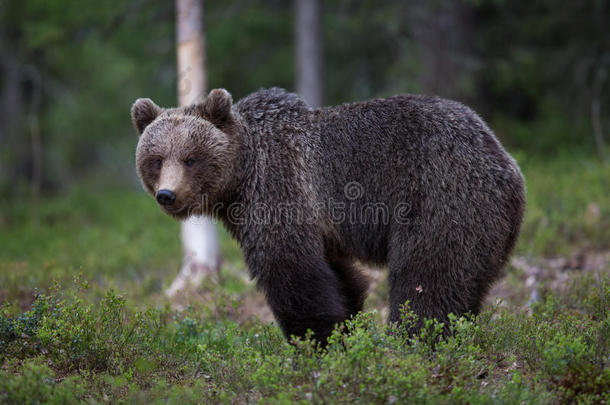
[{"x1": 1, "y1": 0, "x2": 608, "y2": 200}]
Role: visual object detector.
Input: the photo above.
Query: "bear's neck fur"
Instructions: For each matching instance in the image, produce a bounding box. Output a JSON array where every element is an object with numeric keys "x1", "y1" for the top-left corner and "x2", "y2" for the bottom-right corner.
[{"x1": 212, "y1": 88, "x2": 315, "y2": 238}]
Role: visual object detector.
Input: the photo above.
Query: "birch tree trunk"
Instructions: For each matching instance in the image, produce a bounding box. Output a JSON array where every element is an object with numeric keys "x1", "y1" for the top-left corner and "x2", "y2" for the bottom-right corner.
[
  {"x1": 166, "y1": 0, "x2": 221, "y2": 297},
  {"x1": 296, "y1": 0, "x2": 323, "y2": 107}
]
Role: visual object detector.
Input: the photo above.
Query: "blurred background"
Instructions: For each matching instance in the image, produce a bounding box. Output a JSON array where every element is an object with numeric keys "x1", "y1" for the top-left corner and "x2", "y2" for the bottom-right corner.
[
  {"x1": 0, "y1": 0, "x2": 609, "y2": 308},
  {"x1": 2, "y1": 0, "x2": 609, "y2": 195}
]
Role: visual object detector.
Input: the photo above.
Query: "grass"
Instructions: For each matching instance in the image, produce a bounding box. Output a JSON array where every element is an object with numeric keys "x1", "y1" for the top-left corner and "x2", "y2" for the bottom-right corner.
[
  {"x1": 0, "y1": 152, "x2": 609, "y2": 404},
  {"x1": 516, "y1": 151, "x2": 610, "y2": 256}
]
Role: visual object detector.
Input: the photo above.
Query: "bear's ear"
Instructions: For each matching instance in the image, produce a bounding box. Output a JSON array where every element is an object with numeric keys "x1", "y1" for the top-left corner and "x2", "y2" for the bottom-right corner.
[
  {"x1": 131, "y1": 98, "x2": 162, "y2": 135},
  {"x1": 201, "y1": 89, "x2": 233, "y2": 127}
]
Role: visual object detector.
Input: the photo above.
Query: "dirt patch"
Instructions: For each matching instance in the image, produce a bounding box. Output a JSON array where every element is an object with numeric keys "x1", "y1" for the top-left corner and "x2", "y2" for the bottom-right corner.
[{"x1": 489, "y1": 250, "x2": 610, "y2": 308}]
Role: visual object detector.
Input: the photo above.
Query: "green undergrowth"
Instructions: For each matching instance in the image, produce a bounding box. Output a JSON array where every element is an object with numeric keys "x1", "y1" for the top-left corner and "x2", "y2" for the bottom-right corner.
[{"x1": 1, "y1": 272, "x2": 608, "y2": 404}]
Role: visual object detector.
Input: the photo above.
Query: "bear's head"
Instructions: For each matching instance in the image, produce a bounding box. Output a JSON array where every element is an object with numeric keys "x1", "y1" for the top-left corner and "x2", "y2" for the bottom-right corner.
[{"x1": 131, "y1": 89, "x2": 237, "y2": 220}]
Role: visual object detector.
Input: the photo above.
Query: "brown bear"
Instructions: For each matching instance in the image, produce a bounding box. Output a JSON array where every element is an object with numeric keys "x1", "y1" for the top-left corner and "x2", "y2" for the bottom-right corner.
[{"x1": 131, "y1": 88, "x2": 525, "y2": 343}]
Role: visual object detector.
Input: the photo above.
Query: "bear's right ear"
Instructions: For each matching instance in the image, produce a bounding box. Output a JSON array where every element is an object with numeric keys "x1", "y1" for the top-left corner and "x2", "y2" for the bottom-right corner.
[{"x1": 131, "y1": 98, "x2": 162, "y2": 135}]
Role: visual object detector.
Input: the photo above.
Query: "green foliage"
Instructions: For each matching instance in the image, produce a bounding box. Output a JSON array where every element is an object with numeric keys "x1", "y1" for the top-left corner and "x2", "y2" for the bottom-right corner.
[
  {"x1": 1, "y1": 277, "x2": 608, "y2": 403},
  {"x1": 0, "y1": 359, "x2": 86, "y2": 404},
  {"x1": 0, "y1": 0, "x2": 177, "y2": 194}
]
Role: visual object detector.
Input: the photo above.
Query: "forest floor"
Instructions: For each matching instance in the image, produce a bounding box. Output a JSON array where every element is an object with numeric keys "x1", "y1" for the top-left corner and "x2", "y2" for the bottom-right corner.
[{"x1": 1, "y1": 153, "x2": 609, "y2": 404}]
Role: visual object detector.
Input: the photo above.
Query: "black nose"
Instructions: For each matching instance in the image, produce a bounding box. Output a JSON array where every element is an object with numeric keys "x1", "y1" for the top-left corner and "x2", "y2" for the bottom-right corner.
[{"x1": 156, "y1": 189, "x2": 176, "y2": 206}]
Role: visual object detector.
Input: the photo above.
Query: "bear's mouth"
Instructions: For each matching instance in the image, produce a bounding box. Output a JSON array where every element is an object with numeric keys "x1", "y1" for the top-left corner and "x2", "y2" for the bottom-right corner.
[{"x1": 161, "y1": 204, "x2": 189, "y2": 219}]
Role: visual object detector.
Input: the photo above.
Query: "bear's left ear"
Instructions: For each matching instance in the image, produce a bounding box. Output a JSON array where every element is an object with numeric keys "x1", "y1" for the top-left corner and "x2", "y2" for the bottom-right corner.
[
  {"x1": 202, "y1": 88, "x2": 233, "y2": 127},
  {"x1": 131, "y1": 98, "x2": 162, "y2": 135}
]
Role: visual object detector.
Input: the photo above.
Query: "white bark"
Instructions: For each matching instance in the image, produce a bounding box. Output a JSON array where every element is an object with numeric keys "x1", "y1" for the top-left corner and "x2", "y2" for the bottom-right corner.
[
  {"x1": 166, "y1": 217, "x2": 221, "y2": 297},
  {"x1": 296, "y1": 0, "x2": 323, "y2": 107},
  {"x1": 167, "y1": 0, "x2": 221, "y2": 297},
  {"x1": 176, "y1": 0, "x2": 207, "y2": 105}
]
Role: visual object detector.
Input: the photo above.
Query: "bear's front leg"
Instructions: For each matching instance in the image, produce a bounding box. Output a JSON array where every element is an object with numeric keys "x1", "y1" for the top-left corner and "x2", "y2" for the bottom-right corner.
[{"x1": 248, "y1": 250, "x2": 350, "y2": 343}]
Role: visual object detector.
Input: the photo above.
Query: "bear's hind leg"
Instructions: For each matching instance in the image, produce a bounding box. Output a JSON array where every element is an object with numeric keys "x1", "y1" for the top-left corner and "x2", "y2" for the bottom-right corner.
[{"x1": 387, "y1": 242, "x2": 475, "y2": 333}]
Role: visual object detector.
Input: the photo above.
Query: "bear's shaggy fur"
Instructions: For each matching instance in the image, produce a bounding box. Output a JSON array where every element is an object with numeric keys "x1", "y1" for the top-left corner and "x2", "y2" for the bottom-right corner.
[{"x1": 132, "y1": 88, "x2": 525, "y2": 342}]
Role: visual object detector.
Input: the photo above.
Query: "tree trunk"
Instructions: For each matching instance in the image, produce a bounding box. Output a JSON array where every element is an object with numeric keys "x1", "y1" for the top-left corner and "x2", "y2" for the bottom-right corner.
[
  {"x1": 25, "y1": 65, "x2": 42, "y2": 227},
  {"x1": 592, "y1": 97, "x2": 606, "y2": 160},
  {"x1": 176, "y1": 0, "x2": 207, "y2": 105},
  {"x1": 295, "y1": 0, "x2": 323, "y2": 107},
  {"x1": 167, "y1": 0, "x2": 221, "y2": 297},
  {"x1": 591, "y1": 67, "x2": 607, "y2": 160}
]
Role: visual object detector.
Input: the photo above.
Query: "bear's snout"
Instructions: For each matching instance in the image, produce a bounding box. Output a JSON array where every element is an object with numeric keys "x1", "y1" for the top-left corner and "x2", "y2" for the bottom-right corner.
[{"x1": 156, "y1": 189, "x2": 176, "y2": 206}]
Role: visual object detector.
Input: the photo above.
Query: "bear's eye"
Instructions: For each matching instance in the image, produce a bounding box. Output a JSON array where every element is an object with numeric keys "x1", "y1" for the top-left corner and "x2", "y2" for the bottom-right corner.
[{"x1": 185, "y1": 158, "x2": 196, "y2": 167}]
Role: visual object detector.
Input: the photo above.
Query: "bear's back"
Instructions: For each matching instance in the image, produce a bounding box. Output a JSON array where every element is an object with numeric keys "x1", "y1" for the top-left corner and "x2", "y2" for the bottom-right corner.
[
  {"x1": 313, "y1": 94, "x2": 514, "y2": 202},
  {"x1": 317, "y1": 94, "x2": 492, "y2": 160},
  {"x1": 310, "y1": 94, "x2": 523, "y2": 263},
  {"x1": 235, "y1": 87, "x2": 311, "y2": 129}
]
